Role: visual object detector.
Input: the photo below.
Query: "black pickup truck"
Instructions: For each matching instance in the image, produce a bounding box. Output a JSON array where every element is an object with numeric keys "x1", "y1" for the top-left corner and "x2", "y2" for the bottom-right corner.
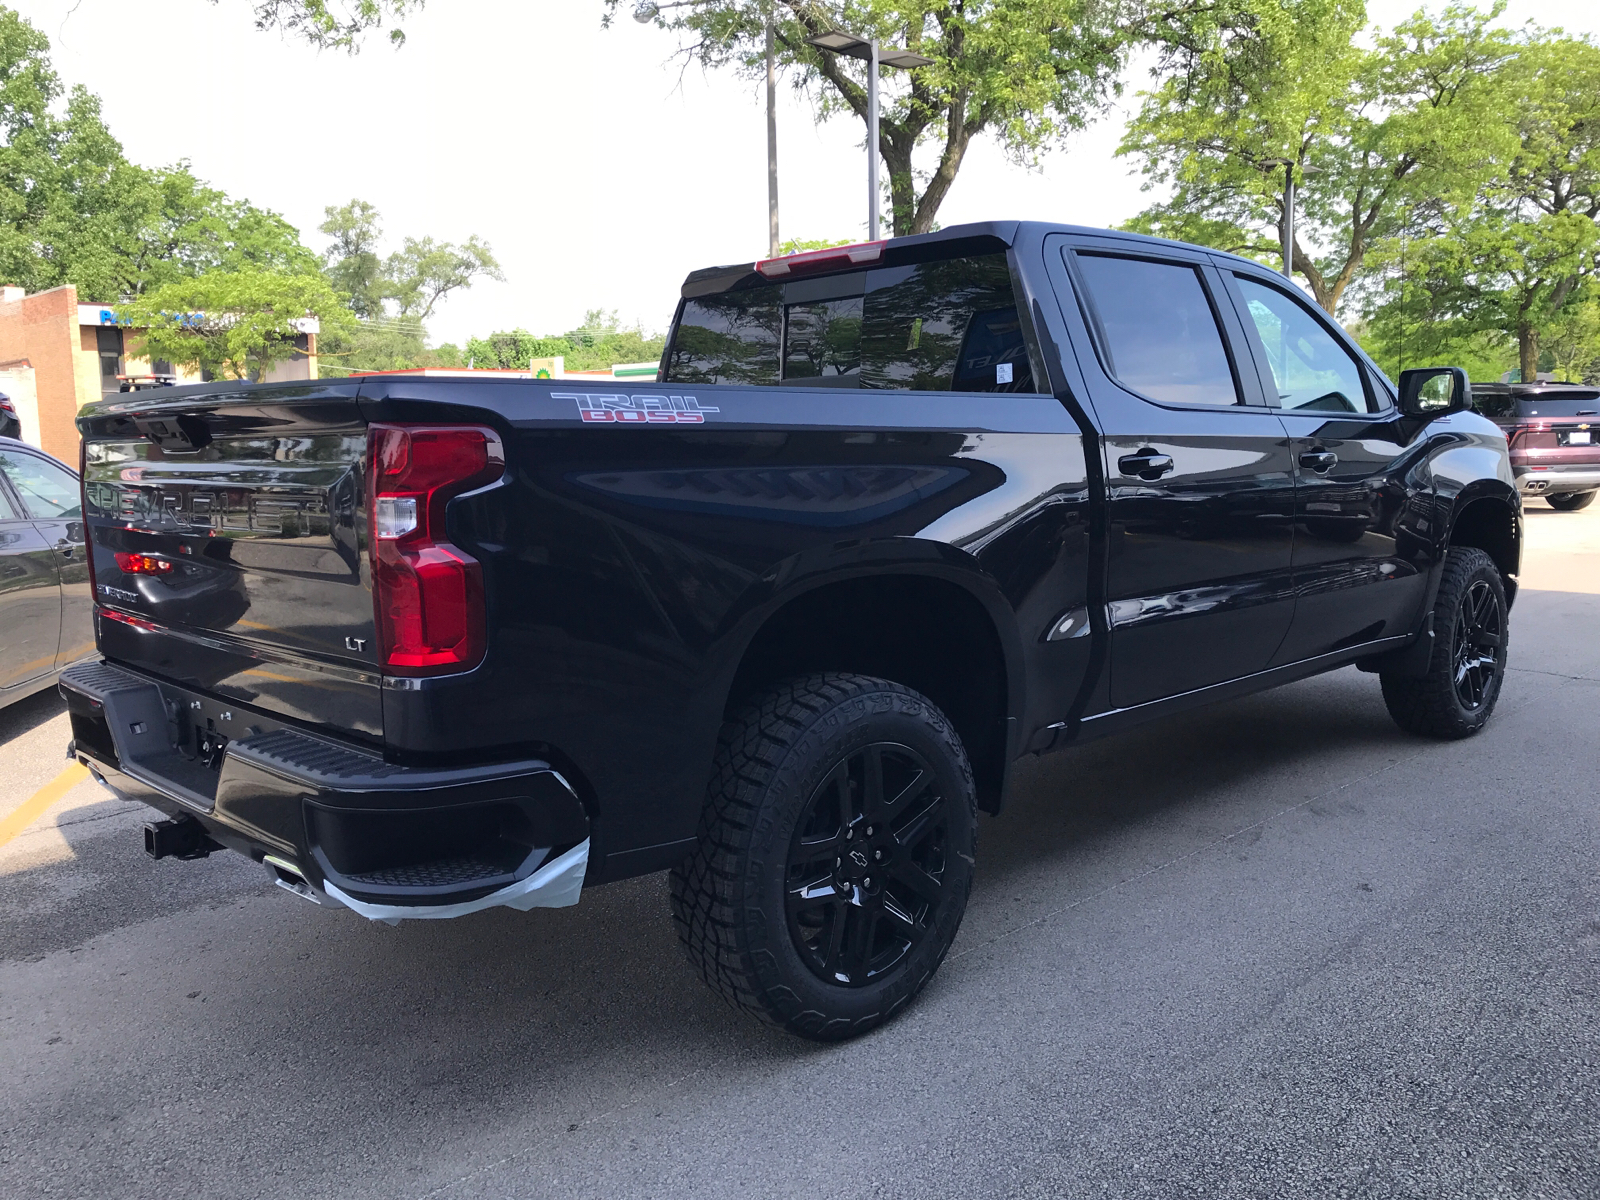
[{"x1": 63, "y1": 222, "x2": 1520, "y2": 1040}]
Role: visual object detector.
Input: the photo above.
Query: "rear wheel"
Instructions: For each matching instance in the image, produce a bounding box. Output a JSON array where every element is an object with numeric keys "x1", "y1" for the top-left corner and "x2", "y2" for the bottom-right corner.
[
  {"x1": 670, "y1": 673, "x2": 976, "y2": 1041},
  {"x1": 1546, "y1": 490, "x2": 1596, "y2": 511},
  {"x1": 1380, "y1": 546, "x2": 1508, "y2": 739}
]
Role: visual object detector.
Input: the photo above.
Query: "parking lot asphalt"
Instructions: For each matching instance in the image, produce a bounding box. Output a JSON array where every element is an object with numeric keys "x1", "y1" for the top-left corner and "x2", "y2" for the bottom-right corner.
[{"x1": 2, "y1": 502, "x2": 1597, "y2": 1200}]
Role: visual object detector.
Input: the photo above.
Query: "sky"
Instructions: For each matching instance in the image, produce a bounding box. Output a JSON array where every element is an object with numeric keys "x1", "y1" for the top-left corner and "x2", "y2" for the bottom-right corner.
[{"x1": 11, "y1": 0, "x2": 1600, "y2": 348}]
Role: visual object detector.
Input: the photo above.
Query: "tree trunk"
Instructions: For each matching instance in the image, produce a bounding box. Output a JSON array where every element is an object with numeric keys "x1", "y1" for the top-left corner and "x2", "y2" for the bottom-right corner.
[
  {"x1": 882, "y1": 140, "x2": 917, "y2": 238},
  {"x1": 910, "y1": 114, "x2": 974, "y2": 235},
  {"x1": 1519, "y1": 324, "x2": 1539, "y2": 384}
]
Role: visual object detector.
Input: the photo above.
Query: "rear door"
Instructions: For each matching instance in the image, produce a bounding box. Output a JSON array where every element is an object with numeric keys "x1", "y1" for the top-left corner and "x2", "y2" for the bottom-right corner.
[
  {"x1": 0, "y1": 458, "x2": 60, "y2": 694},
  {"x1": 1060, "y1": 238, "x2": 1298, "y2": 708},
  {"x1": 0, "y1": 445, "x2": 93, "y2": 667},
  {"x1": 1219, "y1": 268, "x2": 1429, "y2": 662}
]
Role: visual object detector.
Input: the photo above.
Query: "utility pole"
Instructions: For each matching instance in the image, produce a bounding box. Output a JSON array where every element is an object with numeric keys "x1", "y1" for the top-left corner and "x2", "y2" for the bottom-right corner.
[{"x1": 637, "y1": 0, "x2": 781, "y2": 255}]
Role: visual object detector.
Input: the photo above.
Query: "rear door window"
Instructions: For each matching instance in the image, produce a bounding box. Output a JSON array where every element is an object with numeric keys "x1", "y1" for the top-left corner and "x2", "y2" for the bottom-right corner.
[
  {"x1": 1472, "y1": 389, "x2": 1516, "y2": 419},
  {"x1": 1073, "y1": 253, "x2": 1240, "y2": 406},
  {"x1": 663, "y1": 252, "x2": 1038, "y2": 392},
  {"x1": 0, "y1": 449, "x2": 80, "y2": 519}
]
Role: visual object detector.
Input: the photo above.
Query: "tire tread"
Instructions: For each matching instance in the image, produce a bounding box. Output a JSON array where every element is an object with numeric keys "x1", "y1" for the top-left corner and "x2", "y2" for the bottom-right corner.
[
  {"x1": 669, "y1": 672, "x2": 974, "y2": 1039},
  {"x1": 1381, "y1": 546, "x2": 1507, "y2": 739}
]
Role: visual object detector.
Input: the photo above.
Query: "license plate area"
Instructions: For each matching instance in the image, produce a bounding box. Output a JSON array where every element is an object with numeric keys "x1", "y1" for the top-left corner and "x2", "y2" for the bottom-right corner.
[{"x1": 1559, "y1": 429, "x2": 1592, "y2": 446}]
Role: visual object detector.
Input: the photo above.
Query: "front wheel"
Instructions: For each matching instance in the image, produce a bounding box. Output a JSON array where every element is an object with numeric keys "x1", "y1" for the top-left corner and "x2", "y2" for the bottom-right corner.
[
  {"x1": 1380, "y1": 546, "x2": 1509, "y2": 739},
  {"x1": 670, "y1": 673, "x2": 977, "y2": 1041},
  {"x1": 1546, "y1": 490, "x2": 1596, "y2": 512}
]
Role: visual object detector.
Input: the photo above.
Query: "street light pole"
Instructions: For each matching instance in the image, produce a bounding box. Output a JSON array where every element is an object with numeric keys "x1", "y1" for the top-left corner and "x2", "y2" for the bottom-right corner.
[
  {"x1": 806, "y1": 31, "x2": 932, "y2": 240},
  {"x1": 1281, "y1": 161, "x2": 1295, "y2": 280},
  {"x1": 867, "y1": 40, "x2": 880, "y2": 238},
  {"x1": 766, "y1": 12, "x2": 780, "y2": 256}
]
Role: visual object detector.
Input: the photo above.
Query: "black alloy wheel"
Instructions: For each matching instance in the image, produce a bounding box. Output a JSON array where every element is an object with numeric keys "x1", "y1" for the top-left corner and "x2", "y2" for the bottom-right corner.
[
  {"x1": 671, "y1": 673, "x2": 977, "y2": 1041},
  {"x1": 1381, "y1": 546, "x2": 1508, "y2": 739},
  {"x1": 786, "y1": 742, "x2": 952, "y2": 987},
  {"x1": 1452, "y1": 578, "x2": 1503, "y2": 712}
]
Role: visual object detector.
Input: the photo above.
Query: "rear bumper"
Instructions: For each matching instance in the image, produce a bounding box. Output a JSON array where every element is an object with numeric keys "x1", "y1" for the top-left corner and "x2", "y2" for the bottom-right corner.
[
  {"x1": 59, "y1": 659, "x2": 589, "y2": 913},
  {"x1": 1513, "y1": 465, "x2": 1600, "y2": 494}
]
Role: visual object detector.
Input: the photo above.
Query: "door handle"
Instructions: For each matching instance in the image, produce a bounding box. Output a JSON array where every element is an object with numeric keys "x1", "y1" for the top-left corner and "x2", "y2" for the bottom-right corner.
[
  {"x1": 1117, "y1": 449, "x2": 1175, "y2": 480},
  {"x1": 55, "y1": 539, "x2": 74, "y2": 558},
  {"x1": 1299, "y1": 450, "x2": 1339, "y2": 473}
]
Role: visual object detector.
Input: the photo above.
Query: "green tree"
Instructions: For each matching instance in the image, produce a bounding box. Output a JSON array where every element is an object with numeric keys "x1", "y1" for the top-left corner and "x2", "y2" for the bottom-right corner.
[
  {"x1": 316, "y1": 199, "x2": 503, "y2": 374},
  {"x1": 615, "y1": 0, "x2": 1129, "y2": 237},
  {"x1": 1363, "y1": 33, "x2": 1600, "y2": 381},
  {"x1": 226, "y1": 0, "x2": 420, "y2": 50},
  {"x1": 462, "y1": 311, "x2": 666, "y2": 373},
  {"x1": 1120, "y1": 2, "x2": 1519, "y2": 315},
  {"x1": 384, "y1": 234, "x2": 502, "y2": 319},
  {"x1": 118, "y1": 269, "x2": 355, "y2": 381},
  {"x1": 1541, "y1": 288, "x2": 1600, "y2": 382},
  {"x1": 0, "y1": 8, "x2": 318, "y2": 302},
  {"x1": 319, "y1": 199, "x2": 385, "y2": 317}
]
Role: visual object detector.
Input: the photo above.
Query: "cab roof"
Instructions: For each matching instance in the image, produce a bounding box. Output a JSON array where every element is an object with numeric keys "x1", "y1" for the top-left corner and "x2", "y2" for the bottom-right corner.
[{"x1": 679, "y1": 220, "x2": 1266, "y2": 298}]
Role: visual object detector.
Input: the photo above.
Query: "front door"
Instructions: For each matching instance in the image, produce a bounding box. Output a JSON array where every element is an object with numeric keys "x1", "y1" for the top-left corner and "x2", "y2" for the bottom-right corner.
[
  {"x1": 1220, "y1": 271, "x2": 1428, "y2": 663},
  {"x1": 0, "y1": 447, "x2": 93, "y2": 667},
  {"x1": 0, "y1": 468, "x2": 62, "y2": 694},
  {"x1": 1062, "y1": 242, "x2": 1298, "y2": 709}
]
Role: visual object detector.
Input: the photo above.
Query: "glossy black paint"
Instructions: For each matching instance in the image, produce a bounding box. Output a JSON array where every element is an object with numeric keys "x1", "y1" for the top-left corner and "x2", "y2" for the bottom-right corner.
[
  {"x1": 79, "y1": 389, "x2": 381, "y2": 739},
  {"x1": 71, "y1": 221, "x2": 1521, "y2": 891}
]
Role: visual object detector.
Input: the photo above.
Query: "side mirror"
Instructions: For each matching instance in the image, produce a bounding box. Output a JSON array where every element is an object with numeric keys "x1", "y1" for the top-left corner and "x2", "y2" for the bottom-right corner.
[{"x1": 1398, "y1": 366, "x2": 1470, "y2": 418}]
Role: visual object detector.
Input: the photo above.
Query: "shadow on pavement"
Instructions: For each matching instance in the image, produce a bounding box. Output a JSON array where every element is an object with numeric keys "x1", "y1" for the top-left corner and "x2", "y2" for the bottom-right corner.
[
  {"x1": 1, "y1": 645, "x2": 1593, "y2": 1199},
  {"x1": 0, "y1": 686, "x2": 65, "y2": 753}
]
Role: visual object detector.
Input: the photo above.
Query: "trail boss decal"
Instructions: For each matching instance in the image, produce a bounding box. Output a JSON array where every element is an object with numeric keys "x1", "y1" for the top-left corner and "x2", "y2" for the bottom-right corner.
[{"x1": 556, "y1": 392, "x2": 720, "y2": 424}]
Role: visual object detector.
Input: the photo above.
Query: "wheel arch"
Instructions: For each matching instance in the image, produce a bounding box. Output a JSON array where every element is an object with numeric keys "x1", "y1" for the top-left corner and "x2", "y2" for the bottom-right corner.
[
  {"x1": 716, "y1": 542, "x2": 1027, "y2": 814},
  {"x1": 1443, "y1": 481, "x2": 1521, "y2": 605}
]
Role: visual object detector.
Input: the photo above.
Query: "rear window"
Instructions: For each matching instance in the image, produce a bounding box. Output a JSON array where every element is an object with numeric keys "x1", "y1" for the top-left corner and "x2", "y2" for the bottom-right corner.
[
  {"x1": 665, "y1": 253, "x2": 1038, "y2": 392},
  {"x1": 1516, "y1": 392, "x2": 1600, "y2": 418}
]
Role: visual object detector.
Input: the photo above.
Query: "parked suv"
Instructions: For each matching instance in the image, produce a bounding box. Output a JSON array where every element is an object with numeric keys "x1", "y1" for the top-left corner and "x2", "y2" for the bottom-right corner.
[{"x1": 1472, "y1": 381, "x2": 1600, "y2": 510}]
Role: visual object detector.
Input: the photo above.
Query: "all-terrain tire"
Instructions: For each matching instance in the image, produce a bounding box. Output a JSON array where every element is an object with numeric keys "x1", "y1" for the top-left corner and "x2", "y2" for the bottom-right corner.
[
  {"x1": 669, "y1": 673, "x2": 977, "y2": 1041},
  {"x1": 1546, "y1": 490, "x2": 1596, "y2": 512},
  {"x1": 1380, "y1": 546, "x2": 1509, "y2": 739}
]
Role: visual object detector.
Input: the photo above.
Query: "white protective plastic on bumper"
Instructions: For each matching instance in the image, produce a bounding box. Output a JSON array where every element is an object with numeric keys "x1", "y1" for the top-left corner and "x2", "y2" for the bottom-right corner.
[{"x1": 321, "y1": 839, "x2": 590, "y2": 924}]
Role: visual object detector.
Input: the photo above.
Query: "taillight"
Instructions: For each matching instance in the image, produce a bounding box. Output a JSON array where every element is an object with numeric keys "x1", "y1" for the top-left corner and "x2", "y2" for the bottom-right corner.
[
  {"x1": 367, "y1": 423, "x2": 504, "y2": 676},
  {"x1": 100, "y1": 609, "x2": 157, "y2": 632},
  {"x1": 114, "y1": 552, "x2": 173, "y2": 575}
]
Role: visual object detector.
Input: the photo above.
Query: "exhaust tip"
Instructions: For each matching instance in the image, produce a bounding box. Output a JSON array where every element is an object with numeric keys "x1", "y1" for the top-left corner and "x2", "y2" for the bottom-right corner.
[{"x1": 263, "y1": 855, "x2": 323, "y2": 905}]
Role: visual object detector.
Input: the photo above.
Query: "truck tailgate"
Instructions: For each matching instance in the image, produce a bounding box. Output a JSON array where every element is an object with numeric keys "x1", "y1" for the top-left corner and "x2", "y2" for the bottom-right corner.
[{"x1": 79, "y1": 382, "x2": 381, "y2": 740}]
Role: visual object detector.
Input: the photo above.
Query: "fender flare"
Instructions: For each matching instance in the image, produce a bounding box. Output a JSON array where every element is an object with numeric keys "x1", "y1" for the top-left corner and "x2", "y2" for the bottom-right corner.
[{"x1": 706, "y1": 537, "x2": 1030, "y2": 806}]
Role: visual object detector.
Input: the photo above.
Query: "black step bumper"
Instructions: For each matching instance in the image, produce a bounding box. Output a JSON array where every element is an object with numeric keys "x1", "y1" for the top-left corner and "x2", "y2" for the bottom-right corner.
[{"x1": 60, "y1": 659, "x2": 589, "y2": 907}]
